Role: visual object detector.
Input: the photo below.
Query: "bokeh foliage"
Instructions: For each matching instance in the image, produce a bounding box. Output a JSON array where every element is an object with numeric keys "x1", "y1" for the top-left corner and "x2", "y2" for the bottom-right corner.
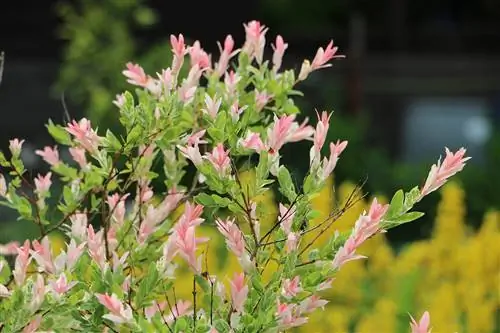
[{"x1": 54, "y1": 0, "x2": 172, "y2": 127}]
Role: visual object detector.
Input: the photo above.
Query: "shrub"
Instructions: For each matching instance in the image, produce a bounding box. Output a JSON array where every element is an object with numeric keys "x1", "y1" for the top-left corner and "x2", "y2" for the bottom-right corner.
[{"x1": 0, "y1": 21, "x2": 467, "y2": 332}]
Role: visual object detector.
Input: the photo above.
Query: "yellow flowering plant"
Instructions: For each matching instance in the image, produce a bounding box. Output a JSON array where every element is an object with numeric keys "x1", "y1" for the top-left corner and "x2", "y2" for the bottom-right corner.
[{"x1": 291, "y1": 182, "x2": 499, "y2": 333}]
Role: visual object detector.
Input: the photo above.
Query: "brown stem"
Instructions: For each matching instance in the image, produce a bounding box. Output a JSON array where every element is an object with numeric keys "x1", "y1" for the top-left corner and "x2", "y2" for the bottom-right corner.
[
  {"x1": 155, "y1": 300, "x2": 173, "y2": 333},
  {"x1": 298, "y1": 181, "x2": 367, "y2": 257},
  {"x1": 231, "y1": 161, "x2": 259, "y2": 259},
  {"x1": 11, "y1": 167, "x2": 45, "y2": 235},
  {"x1": 259, "y1": 193, "x2": 302, "y2": 244},
  {"x1": 192, "y1": 276, "x2": 197, "y2": 330}
]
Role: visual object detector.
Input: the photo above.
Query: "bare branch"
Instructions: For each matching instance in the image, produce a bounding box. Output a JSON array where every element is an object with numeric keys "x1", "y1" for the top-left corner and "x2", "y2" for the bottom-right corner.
[{"x1": 0, "y1": 52, "x2": 4, "y2": 86}]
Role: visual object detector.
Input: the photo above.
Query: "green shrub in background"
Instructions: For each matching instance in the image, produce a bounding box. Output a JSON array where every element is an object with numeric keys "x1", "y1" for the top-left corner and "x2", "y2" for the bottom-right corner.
[{"x1": 54, "y1": 0, "x2": 172, "y2": 127}]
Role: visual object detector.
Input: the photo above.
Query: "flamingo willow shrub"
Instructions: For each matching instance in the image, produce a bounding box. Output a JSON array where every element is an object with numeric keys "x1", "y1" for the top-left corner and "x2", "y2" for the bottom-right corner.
[{"x1": 0, "y1": 21, "x2": 468, "y2": 333}]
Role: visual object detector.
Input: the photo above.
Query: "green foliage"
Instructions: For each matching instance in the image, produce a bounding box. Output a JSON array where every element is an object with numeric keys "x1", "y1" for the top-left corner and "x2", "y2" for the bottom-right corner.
[{"x1": 54, "y1": 0, "x2": 172, "y2": 126}]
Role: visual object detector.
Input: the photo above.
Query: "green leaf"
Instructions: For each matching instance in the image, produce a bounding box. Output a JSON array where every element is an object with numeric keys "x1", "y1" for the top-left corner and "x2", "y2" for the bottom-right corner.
[
  {"x1": 256, "y1": 152, "x2": 269, "y2": 183},
  {"x1": 139, "y1": 316, "x2": 156, "y2": 332},
  {"x1": 207, "y1": 127, "x2": 224, "y2": 143},
  {"x1": 46, "y1": 119, "x2": 72, "y2": 145},
  {"x1": 126, "y1": 125, "x2": 143, "y2": 145},
  {"x1": 122, "y1": 91, "x2": 135, "y2": 110},
  {"x1": 0, "y1": 151, "x2": 10, "y2": 167},
  {"x1": 212, "y1": 195, "x2": 232, "y2": 207},
  {"x1": 53, "y1": 163, "x2": 79, "y2": 180},
  {"x1": 62, "y1": 185, "x2": 76, "y2": 207},
  {"x1": 195, "y1": 275, "x2": 210, "y2": 293},
  {"x1": 386, "y1": 189, "x2": 404, "y2": 218},
  {"x1": 277, "y1": 166, "x2": 296, "y2": 202},
  {"x1": 307, "y1": 249, "x2": 320, "y2": 262},
  {"x1": 194, "y1": 193, "x2": 216, "y2": 206},
  {"x1": 228, "y1": 202, "x2": 244, "y2": 215},
  {"x1": 384, "y1": 211, "x2": 425, "y2": 228},
  {"x1": 288, "y1": 89, "x2": 304, "y2": 97},
  {"x1": 304, "y1": 271, "x2": 323, "y2": 287},
  {"x1": 0, "y1": 256, "x2": 11, "y2": 284},
  {"x1": 15, "y1": 197, "x2": 32, "y2": 220},
  {"x1": 195, "y1": 324, "x2": 211, "y2": 333},
  {"x1": 395, "y1": 211, "x2": 425, "y2": 224},
  {"x1": 90, "y1": 194, "x2": 101, "y2": 212},
  {"x1": 404, "y1": 186, "x2": 421, "y2": 210},
  {"x1": 251, "y1": 275, "x2": 264, "y2": 294},
  {"x1": 135, "y1": 263, "x2": 159, "y2": 308},
  {"x1": 283, "y1": 99, "x2": 300, "y2": 115},
  {"x1": 215, "y1": 111, "x2": 227, "y2": 132},
  {"x1": 214, "y1": 319, "x2": 231, "y2": 332},
  {"x1": 302, "y1": 174, "x2": 316, "y2": 194},
  {"x1": 173, "y1": 316, "x2": 188, "y2": 332},
  {"x1": 104, "y1": 129, "x2": 122, "y2": 151},
  {"x1": 306, "y1": 209, "x2": 320, "y2": 220}
]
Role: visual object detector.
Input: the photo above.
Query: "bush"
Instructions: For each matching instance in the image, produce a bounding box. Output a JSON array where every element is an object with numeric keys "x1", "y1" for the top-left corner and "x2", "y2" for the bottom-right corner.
[{"x1": 0, "y1": 19, "x2": 468, "y2": 333}]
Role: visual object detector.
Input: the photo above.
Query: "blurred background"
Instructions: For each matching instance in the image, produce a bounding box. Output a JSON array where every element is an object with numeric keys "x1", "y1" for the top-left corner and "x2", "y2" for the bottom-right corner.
[{"x1": 0, "y1": 0, "x2": 499, "y2": 332}]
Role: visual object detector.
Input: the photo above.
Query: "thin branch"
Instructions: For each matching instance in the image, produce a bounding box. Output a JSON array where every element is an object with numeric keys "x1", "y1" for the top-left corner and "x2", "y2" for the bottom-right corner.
[
  {"x1": 102, "y1": 321, "x2": 119, "y2": 333},
  {"x1": 192, "y1": 276, "x2": 197, "y2": 330},
  {"x1": 0, "y1": 52, "x2": 4, "y2": 86},
  {"x1": 41, "y1": 190, "x2": 92, "y2": 238},
  {"x1": 298, "y1": 178, "x2": 368, "y2": 256},
  {"x1": 18, "y1": 189, "x2": 45, "y2": 235},
  {"x1": 173, "y1": 287, "x2": 179, "y2": 316},
  {"x1": 259, "y1": 193, "x2": 302, "y2": 244},
  {"x1": 155, "y1": 300, "x2": 173, "y2": 333},
  {"x1": 101, "y1": 190, "x2": 111, "y2": 260},
  {"x1": 230, "y1": 160, "x2": 259, "y2": 258},
  {"x1": 210, "y1": 276, "x2": 214, "y2": 326},
  {"x1": 163, "y1": 285, "x2": 177, "y2": 323},
  {"x1": 9, "y1": 167, "x2": 45, "y2": 235},
  {"x1": 202, "y1": 244, "x2": 215, "y2": 326},
  {"x1": 60, "y1": 92, "x2": 72, "y2": 123},
  {"x1": 17, "y1": 308, "x2": 51, "y2": 332},
  {"x1": 295, "y1": 259, "x2": 316, "y2": 268}
]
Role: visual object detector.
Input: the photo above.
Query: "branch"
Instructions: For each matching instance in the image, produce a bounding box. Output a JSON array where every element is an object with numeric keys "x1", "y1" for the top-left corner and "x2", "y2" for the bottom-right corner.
[
  {"x1": 230, "y1": 160, "x2": 259, "y2": 258},
  {"x1": 192, "y1": 276, "x2": 197, "y2": 330},
  {"x1": 259, "y1": 193, "x2": 302, "y2": 244},
  {"x1": 155, "y1": 300, "x2": 173, "y2": 333},
  {"x1": 298, "y1": 177, "x2": 368, "y2": 256},
  {"x1": 102, "y1": 321, "x2": 119, "y2": 333},
  {"x1": 0, "y1": 52, "x2": 4, "y2": 86}
]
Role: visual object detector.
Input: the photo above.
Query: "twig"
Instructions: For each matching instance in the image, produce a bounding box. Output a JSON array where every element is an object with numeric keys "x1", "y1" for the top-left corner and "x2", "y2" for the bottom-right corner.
[
  {"x1": 40, "y1": 190, "x2": 92, "y2": 238},
  {"x1": 17, "y1": 308, "x2": 51, "y2": 332},
  {"x1": 202, "y1": 244, "x2": 215, "y2": 326},
  {"x1": 230, "y1": 160, "x2": 259, "y2": 258},
  {"x1": 60, "y1": 92, "x2": 72, "y2": 123},
  {"x1": 259, "y1": 193, "x2": 302, "y2": 244},
  {"x1": 18, "y1": 189, "x2": 45, "y2": 235},
  {"x1": 173, "y1": 287, "x2": 179, "y2": 316},
  {"x1": 298, "y1": 178, "x2": 368, "y2": 256},
  {"x1": 101, "y1": 190, "x2": 111, "y2": 260},
  {"x1": 192, "y1": 275, "x2": 197, "y2": 330},
  {"x1": 155, "y1": 300, "x2": 173, "y2": 333},
  {"x1": 163, "y1": 285, "x2": 177, "y2": 323},
  {"x1": 10, "y1": 167, "x2": 45, "y2": 235},
  {"x1": 0, "y1": 52, "x2": 4, "y2": 86},
  {"x1": 295, "y1": 259, "x2": 316, "y2": 268},
  {"x1": 210, "y1": 277, "x2": 214, "y2": 326},
  {"x1": 102, "y1": 321, "x2": 119, "y2": 333}
]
